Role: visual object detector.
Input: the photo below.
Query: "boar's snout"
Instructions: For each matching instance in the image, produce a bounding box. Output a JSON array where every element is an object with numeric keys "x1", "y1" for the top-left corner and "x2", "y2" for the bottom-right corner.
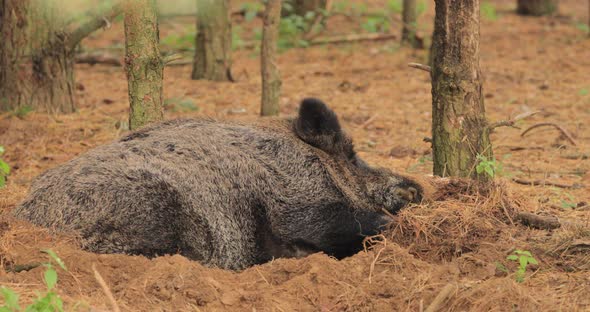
[{"x1": 369, "y1": 176, "x2": 423, "y2": 214}]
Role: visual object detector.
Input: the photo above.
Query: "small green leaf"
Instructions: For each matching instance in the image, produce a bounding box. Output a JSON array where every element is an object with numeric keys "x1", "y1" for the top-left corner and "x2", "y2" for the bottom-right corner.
[
  {"x1": 0, "y1": 160, "x2": 10, "y2": 175},
  {"x1": 0, "y1": 146, "x2": 5, "y2": 154},
  {"x1": 527, "y1": 257, "x2": 538, "y2": 265},
  {"x1": 485, "y1": 166, "x2": 495, "y2": 178},
  {"x1": 519, "y1": 256, "x2": 528, "y2": 269},
  {"x1": 579, "y1": 88, "x2": 589, "y2": 96},
  {"x1": 1, "y1": 287, "x2": 20, "y2": 311},
  {"x1": 506, "y1": 255, "x2": 518, "y2": 261},
  {"x1": 43, "y1": 249, "x2": 67, "y2": 270},
  {"x1": 0, "y1": 175, "x2": 5, "y2": 188},
  {"x1": 44, "y1": 267, "x2": 58, "y2": 290}
]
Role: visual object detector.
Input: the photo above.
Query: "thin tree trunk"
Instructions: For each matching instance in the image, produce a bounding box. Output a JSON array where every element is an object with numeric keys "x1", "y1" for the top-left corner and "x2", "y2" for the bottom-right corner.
[
  {"x1": 192, "y1": 0, "x2": 233, "y2": 81},
  {"x1": 401, "y1": 0, "x2": 419, "y2": 48},
  {"x1": 124, "y1": 0, "x2": 164, "y2": 130},
  {"x1": 261, "y1": 0, "x2": 282, "y2": 116},
  {"x1": 0, "y1": 0, "x2": 29, "y2": 112},
  {"x1": 431, "y1": 0, "x2": 492, "y2": 180},
  {"x1": 516, "y1": 0, "x2": 558, "y2": 16}
]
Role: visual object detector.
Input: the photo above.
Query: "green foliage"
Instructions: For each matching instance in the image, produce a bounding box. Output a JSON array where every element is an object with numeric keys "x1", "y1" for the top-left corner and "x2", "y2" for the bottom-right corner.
[
  {"x1": 386, "y1": 0, "x2": 402, "y2": 14},
  {"x1": 481, "y1": 1, "x2": 498, "y2": 21},
  {"x1": 506, "y1": 250, "x2": 538, "y2": 283},
  {"x1": 0, "y1": 146, "x2": 10, "y2": 188},
  {"x1": 559, "y1": 192, "x2": 577, "y2": 209},
  {"x1": 575, "y1": 22, "x2": 589, "y2": 34},
  {"x1": 277, "y1": 14, "x2": 313, "y2": 51},
  {"x1": 13, "y1": 106, "x2": 33, "y2": 119},
  {"x1": 0, "y1": 250, "x2": 67, "y2": 312},
  {"x1": 161, "y1": 31, "x2": 194, "y2": 51},
  {"x1": 240, "y1": 2, "x2": 263, "y2": 22},
  {"x1": 579, "y1": 88, "x2": 589, "y2": 96},
  {"x1": 475, "y1": 155, "x2": 502, "y2": 178},
  {"x1": 164, "y1": 97, "x2": 199, "y2": 113}
]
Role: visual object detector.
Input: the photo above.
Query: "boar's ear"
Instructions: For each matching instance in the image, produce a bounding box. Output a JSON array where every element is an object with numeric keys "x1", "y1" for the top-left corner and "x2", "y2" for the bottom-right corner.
[{"x1": 294, "y1": 98, "x2": 346, "y2": 154}]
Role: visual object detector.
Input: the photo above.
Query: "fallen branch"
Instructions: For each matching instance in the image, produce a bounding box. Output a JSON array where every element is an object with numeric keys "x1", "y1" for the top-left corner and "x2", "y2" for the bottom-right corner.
[
  {"x1": 488, "y1": 111, "x2": 539, "y2": 131},
  {"x1": 521, "y1": 122, "x2": 577, "y2": 146},
  {"x1": 75, "y1": 52, "x2": 122, "y2": 66},
  {"x1": 5, "y1": 262, "x2": 42, "y2": 273},
  {"x1": 515, "y1": 212, "x2": 561, "y2": 230},
  {"x1": 512, "y1": 178, "x2": 583, "y2": 189},
  {"x1": 92, "y1": 264, "x2": 121, "y2": 312},
  {"x1": 310, "y1": 33, "x2": 397, "y2": 45},
  {"x1": 425, "y1": 283, "x2": 457, "y2": 312},
  {"x1": 408, "y1": 63, "x2": 431, "y2": 73}
]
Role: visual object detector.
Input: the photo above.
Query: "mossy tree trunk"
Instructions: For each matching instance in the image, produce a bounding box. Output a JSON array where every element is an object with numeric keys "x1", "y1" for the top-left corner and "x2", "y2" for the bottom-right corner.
[
  {"x1": 516, "y1": 0, "x2": 558, "y2": 16},
  {"x1": 192, "y1": 0, "x2": 233, "y2": 81},
  {"x1": 0, "y1": 0, "x2": 29, "y2": 112},
  {"x1": 431, "y1": 0, "x2": 492, "y2": 180},
  {"x1": 401, "y1": 0, "x2": 420, "y2": 48},
  {"x1": 261, "y1": 0, "x2": 282, "y2": 116},
  {"x1": 124, "y1": 0, "x2": 164, "y2": 130}
]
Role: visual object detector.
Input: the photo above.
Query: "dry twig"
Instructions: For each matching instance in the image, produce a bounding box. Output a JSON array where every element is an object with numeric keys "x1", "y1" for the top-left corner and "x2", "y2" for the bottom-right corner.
[
  {"x1": 521, "y1": 122, "x2": 577, "y2": 146},
  {"x1": 425, "y1": 283, "x2": 457, "y2": 312},
  {"x1": 92, "y1": 264, "x2": 121, "y2": 312},
  {"x1": 512, "y1": 178, "x2": 583, "y2": 189},
  {"x1": 408, "y1": 63, "x2": 431, "y2": 73},
  {"x1": 488, "y1": 111, "x2": 539, "y2": 131}
]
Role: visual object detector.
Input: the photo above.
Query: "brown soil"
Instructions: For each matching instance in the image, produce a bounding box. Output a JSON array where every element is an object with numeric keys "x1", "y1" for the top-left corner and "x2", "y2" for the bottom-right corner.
[{"x1": 1, "y1": 1, "x2": 589, "y2": 311}]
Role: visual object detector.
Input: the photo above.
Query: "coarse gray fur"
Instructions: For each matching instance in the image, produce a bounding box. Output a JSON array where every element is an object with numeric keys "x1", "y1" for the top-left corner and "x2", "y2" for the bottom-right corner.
[{"x1": 14, "y1": 99, "x2": 422, "y2": 270}]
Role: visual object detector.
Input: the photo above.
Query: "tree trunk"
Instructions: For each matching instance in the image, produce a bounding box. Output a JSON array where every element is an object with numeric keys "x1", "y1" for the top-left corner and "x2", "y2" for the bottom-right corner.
[
  {"x1": 28, "y1": 0, "x2": 77, "y2": 114},
  {"x1": 516, "y1": 0, "x2": 558, "y2": 16},
  {"x1": 401, "y1": 0, "x2": 419, "y2": 48},
  {"x1": 192, "y1": 0, "x2": 232, "y2": 81},
  {"x1": 431, "y1": 0, "x2": 492, "y2": 180},
  {"x1": 124, "y1": 0, "x2": 164, "y2": 130},
  {"x1": 0, "y1": 0, "x2": 29, "y2": 112},
  {"x1": 261, "y1": 0, "x2": 283, "y2": 116}
]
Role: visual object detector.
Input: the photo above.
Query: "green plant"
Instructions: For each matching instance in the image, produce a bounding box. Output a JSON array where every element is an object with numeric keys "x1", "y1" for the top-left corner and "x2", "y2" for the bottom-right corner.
[
  {"x1": 164, "y1": 97, "x2": 199, "y2": 113},
  {"x1": 579, "y1": 88, "x2": 589, "y2": 96},
  {"x1": 481, "y1": 1, "x2": 498, "y2": 21},
  {"x1": 506, "y1": 249, "x2": 538, "y2": 283},
  {"x1": 240, "y1": 2, "x2": 263, "y2": 22},
  {"x1": 0, "y1": 250, "x2": 67, "y2": 312},
  {"x1": 575, "y1": 22, "x2": 589, "y2": 34},
  {"x1": 559, "y1": 192, "x2": 577, "y2": 209},
  {"x1": 0, "y1": 146, "x2": 10, "y2": 188},
  {"x1": 13, "y1": 106, "x2": 33, "y2": 119},
  {"x1": 476, "y1": 154, "x2": 502, "y2": 178}
]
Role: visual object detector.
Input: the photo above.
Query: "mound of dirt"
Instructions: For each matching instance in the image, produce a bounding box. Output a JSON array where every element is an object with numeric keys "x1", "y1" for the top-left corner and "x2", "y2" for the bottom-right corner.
[{"x1": 1, "y1": 179, "x2": 588, "y2": 311}]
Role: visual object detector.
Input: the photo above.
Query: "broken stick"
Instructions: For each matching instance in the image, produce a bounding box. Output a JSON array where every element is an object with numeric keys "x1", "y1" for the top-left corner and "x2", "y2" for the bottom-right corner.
[
  {"x1": 512, "y1": 178, "x2": 583, "y2": 189},
  {"x1": 515, "y1": 212, "x2": 561, "y2": 230},
  {"x1": 408, "y1": 62, "x2": 431, "y2": 73},
  {"x1": 521, "y1": 122, "x2": 577, "y2": 146}
]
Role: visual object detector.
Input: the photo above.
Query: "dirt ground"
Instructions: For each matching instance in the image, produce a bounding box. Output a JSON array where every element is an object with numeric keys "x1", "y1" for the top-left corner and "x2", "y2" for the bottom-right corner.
[{"x1": 1, "y1": 0, "x2": 589, "y2": 311}]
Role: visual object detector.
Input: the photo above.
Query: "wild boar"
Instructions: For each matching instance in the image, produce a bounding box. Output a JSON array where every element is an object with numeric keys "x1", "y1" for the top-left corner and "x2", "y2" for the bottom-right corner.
[{"x1": 14, "y1": 98, "x2": 422, "y2": 270}]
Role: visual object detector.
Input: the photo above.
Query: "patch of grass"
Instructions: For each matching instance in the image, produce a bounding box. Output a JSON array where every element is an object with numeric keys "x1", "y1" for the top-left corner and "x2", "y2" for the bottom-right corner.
[
  {"x1": 481, "y1": 1, "x2": 498, "y2": 21},
  {"x1": 0, "y1": 146, "x2": 10, "y2": 188},
  {"x1": 13, "y1": 106, "x2": 33, "y2": 119},
  {"x1": 506, "y1": 249, "x2": 538, "y2": 283},
  {"x1": 164, "y1": 97, "x2": 199, "y2": 113},
  {"x1": 0, "y1": 250, "x2": 68, "y2": 311},
  {"x1": 575, "y1": 22, "x2": 589, "y2": 34}
]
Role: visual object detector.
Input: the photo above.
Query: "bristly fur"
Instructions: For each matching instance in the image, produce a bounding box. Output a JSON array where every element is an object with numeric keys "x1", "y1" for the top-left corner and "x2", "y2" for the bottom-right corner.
[{"x1": 14, "y1": 98, "x2": 423, "y2": 270}]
